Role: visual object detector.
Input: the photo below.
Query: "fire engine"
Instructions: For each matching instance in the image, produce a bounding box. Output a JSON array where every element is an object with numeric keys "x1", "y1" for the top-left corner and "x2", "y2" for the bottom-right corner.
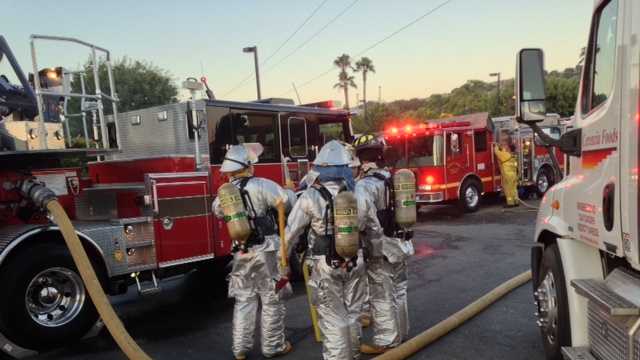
[
  {"x1": 492, "y1": 114, "x2": 568, "y2": 196},
  {"x1": 382, "y1": 112, "x2": 565, "y2": 212},
  {"x1": 0, "y1": 35, "x2": 351, "y2": 357},
  {"x1": 517, "y1": 1, "x2": 640, "y2": 359}
]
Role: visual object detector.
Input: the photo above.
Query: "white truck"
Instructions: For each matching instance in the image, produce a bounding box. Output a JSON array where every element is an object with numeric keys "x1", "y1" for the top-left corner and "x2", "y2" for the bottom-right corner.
[{"x1": 516, "y1": 1, "x2": 640, "y2": 359}]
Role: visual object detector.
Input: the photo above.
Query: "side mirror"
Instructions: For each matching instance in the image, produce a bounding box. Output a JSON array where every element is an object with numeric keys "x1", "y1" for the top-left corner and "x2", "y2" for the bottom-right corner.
[{"x1": 516, "y1": 48, "x2": 546, "y2": 123}]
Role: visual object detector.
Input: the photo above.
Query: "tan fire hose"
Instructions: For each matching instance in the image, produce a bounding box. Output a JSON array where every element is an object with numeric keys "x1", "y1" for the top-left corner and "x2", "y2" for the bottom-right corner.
[
  {"x1": 47, "y1": 200, "x2": 151, "y2": 360},
  {"x1": 374, "y1": 270, "x2": 532, "y2": 360},
  {"x1": 303, "y1": 260, "x2": 323, "y2": 342}
]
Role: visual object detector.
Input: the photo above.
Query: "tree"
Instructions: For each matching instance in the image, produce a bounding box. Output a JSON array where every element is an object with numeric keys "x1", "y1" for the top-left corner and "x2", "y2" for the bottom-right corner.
[
  {"x1": 355, "y1": 57, "x2": 375, "y2": 122},
  {"x1": 333, "y1": 70, "x2": 357, "y2": 110},
  {"x1": 67, "y1": 57, "x2": 178, "y2": 137},
  {"x1": 333, "y1": 54, "x2": 355, "y2": 109},
  {"x1": 351, "y1": 102, "x2": 390, "y2": 133}
]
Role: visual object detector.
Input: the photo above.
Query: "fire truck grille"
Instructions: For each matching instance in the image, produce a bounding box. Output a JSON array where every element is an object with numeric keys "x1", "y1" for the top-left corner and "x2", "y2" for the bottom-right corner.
[{"x1": 588, "y1": 301, "x2": 638, "y2": 360}]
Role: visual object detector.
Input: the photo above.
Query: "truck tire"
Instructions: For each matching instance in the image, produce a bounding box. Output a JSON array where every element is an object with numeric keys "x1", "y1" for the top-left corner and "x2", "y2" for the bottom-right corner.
[
  {"x1": 536, "y1": 167, "x2": 555, "y2": 196},
  {"x1": 0, "y1": 243, "x2": 100, "y2": 350},
  {"x1": 534, "y1": 244, "x2": 571, "y2": 360},
  {"x1": 458, "y1": 179, "x2": 481, "y2": 213}
]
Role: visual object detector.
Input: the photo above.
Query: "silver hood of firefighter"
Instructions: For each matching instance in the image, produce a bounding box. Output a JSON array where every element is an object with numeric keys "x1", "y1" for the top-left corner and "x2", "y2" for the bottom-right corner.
[
  {"x1": 313, "y1": 140, "x2": 352, "y2": 166},
  {"x1": 220, "y1": 143, "x2": 264, "y2": 173},
  {"x1": 356, "y1": 166, "x2": 414, "y2": 263}
]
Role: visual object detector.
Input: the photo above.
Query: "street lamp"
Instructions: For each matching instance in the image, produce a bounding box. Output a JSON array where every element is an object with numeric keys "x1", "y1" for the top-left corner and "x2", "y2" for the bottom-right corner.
[
  {"x1": 489, "y1": 72, "x2": 501, "y2": 114},
  {"x1": 243, "y1": 46, "x2": 261, "y2": 100}
]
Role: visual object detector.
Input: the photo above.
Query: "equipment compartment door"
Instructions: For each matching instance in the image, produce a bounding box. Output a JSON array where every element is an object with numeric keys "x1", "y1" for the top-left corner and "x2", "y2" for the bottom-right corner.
[{"x1": 147, "y1": 172, "x2": 213, "y2": 267}]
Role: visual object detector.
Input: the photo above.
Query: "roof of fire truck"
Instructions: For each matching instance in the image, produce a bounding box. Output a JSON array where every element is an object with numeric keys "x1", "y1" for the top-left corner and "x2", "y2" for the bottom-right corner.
[
  {"x1": 384, "y1": 112, "x2": 489, "y2": 139},
  {"x1": 206, "y1": 99, "x2": 350, "y2": 116},
  {"x1": 424, "y1": 112, "x2": 489, "y2": 130}
]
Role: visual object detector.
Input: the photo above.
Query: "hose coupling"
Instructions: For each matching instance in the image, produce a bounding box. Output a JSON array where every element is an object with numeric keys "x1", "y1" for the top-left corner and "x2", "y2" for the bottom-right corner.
[{"x1": 18, "y1": 178, "x2": 57, "y2": 209}]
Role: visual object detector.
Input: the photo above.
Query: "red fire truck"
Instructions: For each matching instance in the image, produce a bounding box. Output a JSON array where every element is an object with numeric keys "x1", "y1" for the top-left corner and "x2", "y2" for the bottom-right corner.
[
  {"x1": 383, "y1": 112, "x2": 565, "y2": 212},
  {"x1": 0, "y1": 35, "x2": 350, "y2": 357}
]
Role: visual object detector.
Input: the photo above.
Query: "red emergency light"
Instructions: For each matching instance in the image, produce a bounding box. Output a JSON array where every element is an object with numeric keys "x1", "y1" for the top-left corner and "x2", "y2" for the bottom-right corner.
[{"x1": 302, "y1": 100, "x2": 335, "y2": 109}]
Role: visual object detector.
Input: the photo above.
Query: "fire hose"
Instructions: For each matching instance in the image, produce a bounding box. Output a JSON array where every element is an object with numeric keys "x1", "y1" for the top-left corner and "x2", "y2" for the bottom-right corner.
[
  {"x1": 374, "y1": 270, "x2": 532, "y2": 360},
  {"x1": 20, "y1": 180, "x2": 151, "y2": 360}
]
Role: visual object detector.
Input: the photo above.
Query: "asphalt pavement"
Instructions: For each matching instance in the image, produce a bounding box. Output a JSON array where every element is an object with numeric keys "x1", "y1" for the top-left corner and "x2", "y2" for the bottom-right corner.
[{"x1": 35, "y1": 196, "x2": 544, "y2": 360}]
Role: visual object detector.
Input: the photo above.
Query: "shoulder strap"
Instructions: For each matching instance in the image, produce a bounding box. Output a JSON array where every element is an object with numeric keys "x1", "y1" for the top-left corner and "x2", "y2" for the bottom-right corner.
[
  {"x1": 237, "y1": 177, "x2": 257, "y2": 219},
  {"x1": 238, "y1": 176, "x2": 253, "y2": 190},
  {"x1": 313, "y1": 184, "x2": 334, "y2": 237},
  {"x1": 367, "y1": 172, "x2": 393, "y2": 209},
  {"x1": 312, "y1": 183, "x2": 334, "y2": 203},
  {"x1": 366, "y1": 172, "x2": 388, "y2": 182}
]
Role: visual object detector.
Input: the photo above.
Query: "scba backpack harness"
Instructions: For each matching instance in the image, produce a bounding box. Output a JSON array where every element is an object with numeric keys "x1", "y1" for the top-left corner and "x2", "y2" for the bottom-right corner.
[
  {"x1": 365, "y1": 172, "x2": 414, "y2": 240},
  {"x1": 311, "y1": 183, "x2": 359, "y2": 271},
  {"x1": 233, "y1": 177, "x2": 277, "y2": 253}
]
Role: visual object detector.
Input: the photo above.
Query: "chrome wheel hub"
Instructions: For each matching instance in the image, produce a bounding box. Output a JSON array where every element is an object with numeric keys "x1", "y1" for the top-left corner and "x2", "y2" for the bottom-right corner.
[
  {"x1": 465, "y1": 186, "x2": 479, "y2": 208},
  {"x1": 535, "y1": 271, "x2": 558, "y2": 345},
  {"x1": 537, "y1": 173, "x2": 549, "y2": 193},
  {"x1": 25, "y1": 267, "x2": 85, "y2": 327}
]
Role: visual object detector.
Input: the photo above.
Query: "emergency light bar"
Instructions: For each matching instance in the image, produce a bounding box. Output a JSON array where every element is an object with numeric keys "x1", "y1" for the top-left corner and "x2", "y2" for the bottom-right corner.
[{"x1": 384, "y1": 120, "x2": 472, "y2": 139}]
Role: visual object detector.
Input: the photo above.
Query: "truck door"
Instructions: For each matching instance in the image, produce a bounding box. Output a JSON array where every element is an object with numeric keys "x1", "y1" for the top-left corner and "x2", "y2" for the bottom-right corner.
[
  {"x1": 146, "y1": 172, "x2": 214, "y2": 267},
  {"x1": 568, "y1": 0, "x2": 622, "y2": 256},
  {"x1": 445, "y1": 131, "x2": 473, "y2": 198},
  {"x1": 620, "y1": 0, "x2": 640, "y2": 265}
]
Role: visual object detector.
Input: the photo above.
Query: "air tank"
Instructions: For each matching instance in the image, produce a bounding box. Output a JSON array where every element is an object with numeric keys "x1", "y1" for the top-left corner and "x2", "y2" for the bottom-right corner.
[
  {"x1": 393, "y1": 169, "x2": 417, "y2": 228},
  {"x1": 333, "y1": 191, "x2": 359, "y2": 259},
  {"x1": 218, "y1": 182, "x2": 251, "y2": 245}
]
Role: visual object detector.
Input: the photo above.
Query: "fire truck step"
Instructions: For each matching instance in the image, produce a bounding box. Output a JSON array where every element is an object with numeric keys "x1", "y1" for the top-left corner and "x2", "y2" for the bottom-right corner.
[
  {"x1": 133, "y1": 271, "x2": 162, "y2": 296},
  {"x1": 561, "y1": 347, "x2": 596, "y2": 360},
  {"x1": 571, "y1": 269, "x2": 640, "y2": 316}
]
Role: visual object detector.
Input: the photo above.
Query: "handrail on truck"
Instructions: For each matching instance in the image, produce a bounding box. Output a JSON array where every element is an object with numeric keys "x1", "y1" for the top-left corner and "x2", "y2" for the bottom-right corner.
[{"x1": 29, "y1": 34, "x2": 121, "y2": 152}]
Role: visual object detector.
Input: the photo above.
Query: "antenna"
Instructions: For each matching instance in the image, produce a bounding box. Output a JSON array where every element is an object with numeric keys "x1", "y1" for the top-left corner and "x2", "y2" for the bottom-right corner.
[{"x1": 292, "y1": 82, "x2": 302, "y2": 104}]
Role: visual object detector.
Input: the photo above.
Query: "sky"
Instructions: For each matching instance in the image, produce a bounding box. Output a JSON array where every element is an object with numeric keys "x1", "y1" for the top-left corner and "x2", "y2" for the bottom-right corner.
[{"x1": 4, "y1": 0, "x2": 594, "y2": 105}]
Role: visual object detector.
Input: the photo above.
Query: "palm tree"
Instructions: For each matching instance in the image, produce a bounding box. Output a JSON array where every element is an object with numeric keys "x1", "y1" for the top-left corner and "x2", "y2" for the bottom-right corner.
[
  {"x1": 355, "y1": 57, "x2": 375, "y2": 121},
  {"x1": 334, "y1": 54, "x2": 355, "y2": 109},
  {"x1": 333, "y1": 70, "x2": 357, "y2": 109}
]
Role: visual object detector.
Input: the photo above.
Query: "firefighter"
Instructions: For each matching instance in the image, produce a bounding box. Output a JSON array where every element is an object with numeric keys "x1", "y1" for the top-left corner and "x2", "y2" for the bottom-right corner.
[
  {"x1": 352, "y1": 135, "x2": 414, "y2": 354},
  {"x1": 285, "y1": 140, "x2": 367, "y2": 360},
  {"x1": 212, "y1": 144, "x2": 294, "y2": 360},
  {"x1": 494, "y1": 136, "x2": 520, "y2": 207}
]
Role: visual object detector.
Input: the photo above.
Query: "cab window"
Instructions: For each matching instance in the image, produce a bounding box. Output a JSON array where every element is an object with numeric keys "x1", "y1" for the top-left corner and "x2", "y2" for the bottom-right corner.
[
  {"x1": 319, "y1": 122, "x2": 345, "y2": 144},
  {"x1": 474, "y1": 131, "x2": 487, "y2": 152},
  {"x1": 581, "y1": 0, "x2": 618, "y2": 114},
  {"x1": 288, "y1": 117, "x2": 307, "y2": 158},
  {"x1": 448, "y1": 132, "x2": 462, "y2": 156},
  {"x1": 209, "y1": 109, "x2": 279, "y2": 164}
]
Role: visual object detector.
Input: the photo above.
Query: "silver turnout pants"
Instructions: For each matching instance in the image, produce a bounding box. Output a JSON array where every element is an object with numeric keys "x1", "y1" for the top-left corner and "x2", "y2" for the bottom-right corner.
[
  {"x1": 367, "y1": 257, "x2": 409, "y2": 347},
  {"x1": 228, "y1": 250, "x2": 287, "y2": 358},
  {"x1": 308, "y1": 256, "x2": 367, "y2": 360}
]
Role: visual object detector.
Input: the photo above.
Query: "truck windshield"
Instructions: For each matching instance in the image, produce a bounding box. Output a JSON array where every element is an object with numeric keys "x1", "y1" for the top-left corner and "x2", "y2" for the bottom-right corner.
[{"x1": 394, "y1": 134, "x2": 444, "y2": 167}]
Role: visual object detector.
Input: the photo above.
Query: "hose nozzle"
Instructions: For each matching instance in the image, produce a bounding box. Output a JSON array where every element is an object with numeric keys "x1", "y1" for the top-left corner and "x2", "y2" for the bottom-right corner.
[{"x1": 18, "y1": 178, "x2": 57, "y2": 209}]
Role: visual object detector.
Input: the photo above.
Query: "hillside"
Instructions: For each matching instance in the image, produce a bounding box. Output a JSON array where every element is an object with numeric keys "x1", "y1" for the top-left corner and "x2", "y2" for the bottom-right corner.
[{"x1": 352, "y1": 67, "x2": 580, "y2": 133}]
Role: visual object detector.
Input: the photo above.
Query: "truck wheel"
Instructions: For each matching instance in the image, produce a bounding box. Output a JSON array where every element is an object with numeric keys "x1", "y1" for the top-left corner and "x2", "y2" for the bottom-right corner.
[
  {"x1": 458, "y1": 179, "x2": 481, "y2": 213},
  {"x1": 536, "y1": 167, "x2": 555, "y2": 196},
  {"x1": 534, "y1": 244, "x2": 571, "y2": 360},
  {"x1": 0, "y1": 243, "x2": 100, "y2": 350}
]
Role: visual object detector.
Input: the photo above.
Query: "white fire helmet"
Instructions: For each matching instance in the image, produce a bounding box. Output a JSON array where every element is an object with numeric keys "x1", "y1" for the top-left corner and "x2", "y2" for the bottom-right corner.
[
  {"x1": 313, "y1": 140, "x2": 352, "y2": 167},
  {"x1": 220, "y1": 143, "x2": 264, "y2": 173}
]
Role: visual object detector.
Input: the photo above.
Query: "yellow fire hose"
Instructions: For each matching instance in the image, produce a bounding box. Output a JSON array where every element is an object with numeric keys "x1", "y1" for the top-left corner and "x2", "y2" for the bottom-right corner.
[
  {"x1": 47, "y1": 200, "x2": 152, "y2": 360},
  {"x1": 303, "y1": 261, "x2": 323, "y2": 342},
  {"x1": 374, "y1": 270, "x2": 532, "y2": 360}
]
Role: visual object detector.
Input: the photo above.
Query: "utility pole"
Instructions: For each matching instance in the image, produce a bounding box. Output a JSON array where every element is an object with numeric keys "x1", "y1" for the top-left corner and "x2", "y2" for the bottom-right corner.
[
  {"x1": 243, "y1": 46, "x2": 261, "y2": 100},
  {"x1": 489, "y1": 72, "x2": 501, "y2": 115},
  {"x1": 378, "y1": 85, "x2": 382, "y2": 103}
]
